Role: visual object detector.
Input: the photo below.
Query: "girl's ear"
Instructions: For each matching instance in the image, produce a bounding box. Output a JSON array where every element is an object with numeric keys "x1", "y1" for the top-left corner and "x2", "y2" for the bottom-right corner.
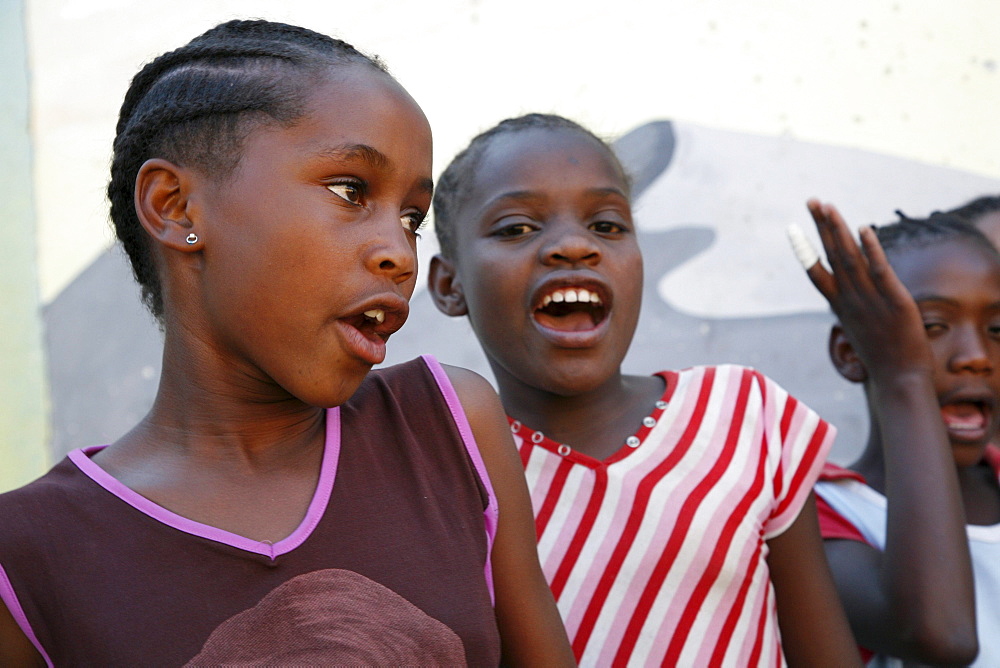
[
  {"x1": 828, "y1": 324, "x2": 868, "y2": 383},
  {"x1": 134, "y1": 158, "x2": 202, "y2": 251},
  {"x1": 428, "y1": 255, "x2": 468, "y2": 317}
]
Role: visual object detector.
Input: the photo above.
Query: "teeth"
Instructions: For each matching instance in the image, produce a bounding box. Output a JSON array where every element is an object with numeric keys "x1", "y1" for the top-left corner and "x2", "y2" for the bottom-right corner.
[
  {"x1": 364, "y1": 309, "x2": 385, "y2": 324},
  {"x1": 540, "y1": 288, "x2": 603, "y2": 307}
]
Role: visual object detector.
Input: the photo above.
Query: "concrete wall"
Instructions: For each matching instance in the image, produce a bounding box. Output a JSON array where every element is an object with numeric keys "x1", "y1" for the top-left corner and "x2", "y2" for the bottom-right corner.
[{"x1": 0, "y1": 0, "x2": 48, "y2": 491}]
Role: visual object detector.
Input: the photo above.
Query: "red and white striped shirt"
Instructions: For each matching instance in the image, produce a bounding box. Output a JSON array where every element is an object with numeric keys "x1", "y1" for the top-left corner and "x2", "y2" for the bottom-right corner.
[{"x1": 513, "y1": 365, "x2": 834, "y2": 667}]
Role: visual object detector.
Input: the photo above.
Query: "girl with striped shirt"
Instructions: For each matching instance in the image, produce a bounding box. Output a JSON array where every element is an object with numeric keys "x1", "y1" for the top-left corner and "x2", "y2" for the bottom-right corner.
[{"x1": 427, "y1": 113, "x2": 859, "y2": 667}]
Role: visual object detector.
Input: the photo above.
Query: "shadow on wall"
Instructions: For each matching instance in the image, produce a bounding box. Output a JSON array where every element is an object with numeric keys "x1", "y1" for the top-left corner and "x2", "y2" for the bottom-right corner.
[{"x1": 44, "y1": 120, "x2": 1000, "y2": 463}]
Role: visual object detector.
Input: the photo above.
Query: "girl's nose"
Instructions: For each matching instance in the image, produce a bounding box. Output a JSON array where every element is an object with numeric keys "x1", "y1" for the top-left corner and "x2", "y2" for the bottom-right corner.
[
  {"x1": 540, "y1": 222, "x2": 600, "y2": 267},
  {"x1": 366, "y1": 215, "x2": 416, "y2": 285},
  {"x1": 948, "y1": 327, "x2": 993, "y2": 374}
]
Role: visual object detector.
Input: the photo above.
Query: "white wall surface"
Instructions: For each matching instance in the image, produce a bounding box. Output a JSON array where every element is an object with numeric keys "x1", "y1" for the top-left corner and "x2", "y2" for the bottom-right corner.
[{"x1": 26, "y1": 0, "x2": 1000, "y2": 301}]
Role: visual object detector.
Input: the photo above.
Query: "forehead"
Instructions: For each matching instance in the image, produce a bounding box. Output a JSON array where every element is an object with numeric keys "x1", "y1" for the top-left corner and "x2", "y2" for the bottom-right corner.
[
  {"x1": 280, "y1": 64, "x2": 432, "y2": 163},
  {"x1": 469, "y1": 128, "x2": 627, "y2": 201},
  {"x1": 974, "y1": 211, "x2": 1000, "y2": 247},
  {"x1": 890, "y1": 238, "x2": 1000, "y2": 297}
]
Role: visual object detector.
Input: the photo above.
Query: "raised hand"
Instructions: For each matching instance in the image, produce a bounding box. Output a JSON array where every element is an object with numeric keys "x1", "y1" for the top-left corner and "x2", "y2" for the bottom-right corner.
[{"x1": 789, "y1": 199, "x2": 933, "y2": 381}]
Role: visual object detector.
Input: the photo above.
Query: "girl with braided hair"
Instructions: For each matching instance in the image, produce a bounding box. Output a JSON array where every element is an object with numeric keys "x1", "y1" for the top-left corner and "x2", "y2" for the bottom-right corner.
[
  {"x1": 0, "y1": 20, "x2": 572, "y2": 666},
  {"x1": 805, "y1": 205, "x2": 996, "y2": 665}
]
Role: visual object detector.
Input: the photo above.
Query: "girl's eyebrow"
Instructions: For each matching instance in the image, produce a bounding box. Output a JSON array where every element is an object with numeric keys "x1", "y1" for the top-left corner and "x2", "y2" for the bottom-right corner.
[
  {"x1": 312, "y1": 143, "x2": 391, "y2": 169},
  {"x1": 309, "y1": 143, "x2": 433, "y2": 194},
  {"x1": 478, "y1": 186, "x2": 628, "y2": 213},
  {"x1": 913, "y1": 293, "x2": 1000, "y2": 310}
]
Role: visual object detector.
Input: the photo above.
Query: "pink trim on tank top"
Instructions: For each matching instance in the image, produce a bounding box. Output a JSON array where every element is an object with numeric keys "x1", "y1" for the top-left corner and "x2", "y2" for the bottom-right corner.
[
  {"x1": 67, "y1": 408, "x2": 342, "y2": 560},
  {"x1": 0, "y1": 562, "x2": 54, "y2": 667},
  {"x1": 421, "y1": 354, "x2": 498, "y2": 605}
]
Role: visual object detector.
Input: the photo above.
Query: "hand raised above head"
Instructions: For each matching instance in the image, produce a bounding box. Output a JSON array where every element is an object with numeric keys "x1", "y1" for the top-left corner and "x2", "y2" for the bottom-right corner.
[{"x1": 787, "y1": 199, "x2": 934, "y2": 380}]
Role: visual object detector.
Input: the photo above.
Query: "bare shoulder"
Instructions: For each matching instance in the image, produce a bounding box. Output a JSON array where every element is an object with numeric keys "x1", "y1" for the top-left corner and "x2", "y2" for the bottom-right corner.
[
  {"x1": 438, "y1": 365, "x2": 509, "y2": 443},
  {"x1": 439, "y1": 364, "x2": 498, "y2": 406}
]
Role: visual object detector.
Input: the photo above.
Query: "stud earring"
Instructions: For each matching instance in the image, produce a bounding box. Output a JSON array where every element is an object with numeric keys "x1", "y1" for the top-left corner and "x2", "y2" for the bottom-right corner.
[{"x1": 185, "y1": 233, "x2": 199, "y2": 245}]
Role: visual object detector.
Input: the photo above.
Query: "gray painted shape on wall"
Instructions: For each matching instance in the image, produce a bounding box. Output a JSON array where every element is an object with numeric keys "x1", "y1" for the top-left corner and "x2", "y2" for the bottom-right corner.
[{"x1": 43, "y1": 248, "x2": 162, "y2": 457}]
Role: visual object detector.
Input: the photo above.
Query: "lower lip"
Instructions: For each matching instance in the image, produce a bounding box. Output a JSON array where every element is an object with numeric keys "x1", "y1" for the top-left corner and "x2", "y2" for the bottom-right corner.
[
  {"x1": 532, "y1": 314, "x2": 611, "y2": 349},
  {"x1": 941, "y1": 409, "x2": 991, "y2": 444},
  {"x1": 335, "y1": 320, "x2": 386, "y2": 365}
]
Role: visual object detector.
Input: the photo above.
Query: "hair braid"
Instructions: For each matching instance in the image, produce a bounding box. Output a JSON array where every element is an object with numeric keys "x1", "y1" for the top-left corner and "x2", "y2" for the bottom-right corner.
[
  {"x1": 108, "y1": 19, "x2": 388, "y2": 320},
  {"x1": 873, "y1": 209, "x2": 998, "y2": 258},
  {"x1": 945, "y1": 195, "x2": 1000, "y2": 226}
]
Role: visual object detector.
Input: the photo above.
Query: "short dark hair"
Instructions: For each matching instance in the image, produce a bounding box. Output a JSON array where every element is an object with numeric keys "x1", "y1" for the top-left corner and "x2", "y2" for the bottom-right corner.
[
  {"x1": 875, "y1": 209, "x2": 998, "y2": 258},
  {"x1": 108, "y1": 19, "x2": 388, "y2": 320},
  {"x1": 944, "y1": 195, "x2": 1000, "y2": 226},
  {"x1": 432, "y1": 113, "x2": 629, "y2": 259}
]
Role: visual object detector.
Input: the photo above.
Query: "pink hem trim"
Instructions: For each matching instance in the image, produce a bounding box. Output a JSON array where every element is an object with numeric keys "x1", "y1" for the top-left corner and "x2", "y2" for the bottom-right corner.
[
  {"x1": 421, "y1": 354, "x2": 498, "y2": 605},
  {"x1": 67, "y1": 409, "x2": 341, "y2": 559},
  {"x1": 0, "y1": 563, "x2": 54, "y2": 667}
]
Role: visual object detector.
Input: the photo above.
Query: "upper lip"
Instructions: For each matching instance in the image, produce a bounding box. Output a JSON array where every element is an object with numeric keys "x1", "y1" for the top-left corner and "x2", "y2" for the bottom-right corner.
[
  {"x1": 530, "y1": 274, "x2": 613, "y2": 312},
  {"x1": 939, "y1": 386, "x2": 997, "y2": 414},
  {"x1": 343, "y1": 293, "x2": 409, "y2": 338}
]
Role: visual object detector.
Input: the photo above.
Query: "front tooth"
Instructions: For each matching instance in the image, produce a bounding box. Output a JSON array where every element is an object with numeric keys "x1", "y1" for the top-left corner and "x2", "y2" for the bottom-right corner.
[
  {"x1": 376, "y1": 311, "x2": 385, "y2": 323},
  {"x1": 564, "y1": 290, "x2": 578, "y2": 303},
  {"x1": 592, "y1": 293, "x2": 602, "y2": 304},
  {"x1": 542, "y1": 295, "x2": 552, "y2": 307},
  {"x1": 364, "y1": 309, "x2": 385, "y2": 324},
  {"x1": 578, "y1": 289, "x2": 591, "y2": 302},
  {"x1": 552, "y1": 291, "x2": 565, "y2": 303}
]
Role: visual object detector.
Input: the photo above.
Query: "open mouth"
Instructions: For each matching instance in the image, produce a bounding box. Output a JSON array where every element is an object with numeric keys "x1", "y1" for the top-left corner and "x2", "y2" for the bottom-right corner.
[
  {"x1": 533, "y1": 287, "x2": 608, "y2": 332},
  {"x1": 940, "y1": 401, "x2": 992, "y2": 441}
]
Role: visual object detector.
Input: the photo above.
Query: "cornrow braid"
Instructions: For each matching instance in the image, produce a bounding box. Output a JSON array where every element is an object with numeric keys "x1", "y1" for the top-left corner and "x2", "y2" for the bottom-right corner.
[
  {"x1": 108, "y1": 19, "x2": 387, "y2": 320},
  {"x1": 944, "y1": 195, "x2": 1000, "y2": 225},
  {"x1": 873, "y1": 209, "x2": 998, "y2": 258},
  {"x1": 432, "y1": 113, "x2": 630, "y2": 259}
]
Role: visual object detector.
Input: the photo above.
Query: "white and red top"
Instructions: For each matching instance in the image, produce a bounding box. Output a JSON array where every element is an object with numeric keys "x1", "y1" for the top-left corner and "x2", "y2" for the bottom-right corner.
[
  {"x1": 513, "y1": 364, "x2": 834, "y2": 667},
  {"x1": 815, "y1": 450, "x2": 1000, "y2": 668}
]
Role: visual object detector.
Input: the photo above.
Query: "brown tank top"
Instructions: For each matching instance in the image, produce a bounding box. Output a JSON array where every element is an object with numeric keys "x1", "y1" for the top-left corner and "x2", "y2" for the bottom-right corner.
[{"x1": 0, "y1": 356, "x2": 501, "y2": 666}]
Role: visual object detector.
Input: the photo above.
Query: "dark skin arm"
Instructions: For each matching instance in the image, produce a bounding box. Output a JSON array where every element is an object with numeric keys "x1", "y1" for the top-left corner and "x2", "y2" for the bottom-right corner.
[
  {"x1": 798, "y1": 201, "x2": 977, "y2": 663},
  {"x1": 0, "y1": 597, "x2": 44, "y2": 666},
  {"x1": 444, "y1": 365, "x2": 575, "y2": 667},
  {"x1": 767, "y1": 494, "x2": 861, "y2": 667}
]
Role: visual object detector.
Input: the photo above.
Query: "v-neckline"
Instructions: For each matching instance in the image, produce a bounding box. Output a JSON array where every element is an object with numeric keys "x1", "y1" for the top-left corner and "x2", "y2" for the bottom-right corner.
[
  {"x1": 68, "y1": 407, "x2": 341, "y2": 560},
  {"x1": 509, "y1": 371, "x2": 678, "y2": 469}
]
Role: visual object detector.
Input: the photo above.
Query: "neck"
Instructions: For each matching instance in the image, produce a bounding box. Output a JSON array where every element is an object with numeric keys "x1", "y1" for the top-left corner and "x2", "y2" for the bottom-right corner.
[
  {"x1": 112, "y1": 325, "x2": 327, "y2": 467},
  {"x1": 493, "y1": 364, "x2": 665, "y2": 459}
]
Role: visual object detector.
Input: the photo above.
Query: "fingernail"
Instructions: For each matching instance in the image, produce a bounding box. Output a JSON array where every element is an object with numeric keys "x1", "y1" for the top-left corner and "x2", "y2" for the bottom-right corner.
[{"x1": 787, "y1": 224, "x2": 820, "y2": 269}]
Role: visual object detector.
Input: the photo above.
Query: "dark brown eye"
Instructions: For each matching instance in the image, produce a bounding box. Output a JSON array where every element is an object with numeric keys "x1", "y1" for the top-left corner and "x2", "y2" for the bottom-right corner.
[
  {"x1": 495, "y1": 223, "x2": 534, "y2": 237},
  {"x1": 590, "y1": 221, "x2": 626, "y2": 234},
  {"x1": 327, "y1": 183, "x2": 362, "y2": 204}
]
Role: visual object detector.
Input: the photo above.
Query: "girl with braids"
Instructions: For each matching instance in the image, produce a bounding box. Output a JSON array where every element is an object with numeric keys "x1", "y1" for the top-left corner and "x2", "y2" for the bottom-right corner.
[
  {"x1": 0, "y1": 20, "x2": 572, "y2": 666},
  {"x1": 427, "y1": 113, "x2": 860, "y2": 666},
  {"x1": 803, "y1": 205, "x2": 997, "y2": 665}
]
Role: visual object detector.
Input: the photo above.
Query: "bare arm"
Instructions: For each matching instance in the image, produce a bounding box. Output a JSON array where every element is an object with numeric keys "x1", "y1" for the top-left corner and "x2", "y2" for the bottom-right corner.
[
  {"x1": 768, "y1": 494, "x2": 861, "y2": 667},
  {"x1": 795, "y1": 201, "x2": 977, "y2": 663},
  {"x1": 444, "y1": 365, "x2": 575, "y2": 667},
  {"x1": 0, "y1": 597, "x2": 44, "y2": 667}
]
